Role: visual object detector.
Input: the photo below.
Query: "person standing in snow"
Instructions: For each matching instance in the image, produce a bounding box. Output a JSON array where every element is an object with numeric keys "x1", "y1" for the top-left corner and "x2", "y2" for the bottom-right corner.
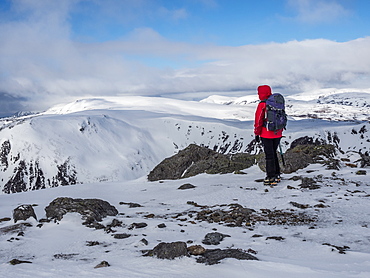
[{"x1": 254, "y1": 85, "x2": 283, "y2": 186}]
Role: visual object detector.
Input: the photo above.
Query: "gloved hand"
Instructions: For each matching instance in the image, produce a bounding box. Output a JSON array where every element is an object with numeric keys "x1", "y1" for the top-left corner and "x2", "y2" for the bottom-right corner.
[{"x1": 255, "y1": 135, "x2": 260, "y2": 143}]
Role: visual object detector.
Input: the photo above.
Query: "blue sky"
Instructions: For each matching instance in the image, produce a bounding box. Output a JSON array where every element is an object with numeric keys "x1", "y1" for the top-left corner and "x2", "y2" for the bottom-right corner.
[{"x1": 0, "y1": 0, "x2": 370, "y2": 115}]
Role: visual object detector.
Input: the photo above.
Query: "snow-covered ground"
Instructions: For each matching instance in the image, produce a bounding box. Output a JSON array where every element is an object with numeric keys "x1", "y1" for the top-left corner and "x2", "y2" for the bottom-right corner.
[
  {"x1": 0, "y1": 88, "x2": 370, "y2": 277},
  {"x1": 0, "y1": 164, "x2": 369, "y2": 277}
]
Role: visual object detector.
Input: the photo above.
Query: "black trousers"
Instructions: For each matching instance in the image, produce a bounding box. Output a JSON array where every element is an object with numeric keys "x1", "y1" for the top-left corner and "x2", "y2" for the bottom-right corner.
[{"x1": 261, "y1": 137, "x2": 281, "y2": 178}]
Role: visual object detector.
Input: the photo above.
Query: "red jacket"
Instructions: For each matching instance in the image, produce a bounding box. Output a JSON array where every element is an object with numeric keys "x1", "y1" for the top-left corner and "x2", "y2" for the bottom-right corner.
[{"x1": 254, "y1": 85, "x2": 283, "y2": 139}]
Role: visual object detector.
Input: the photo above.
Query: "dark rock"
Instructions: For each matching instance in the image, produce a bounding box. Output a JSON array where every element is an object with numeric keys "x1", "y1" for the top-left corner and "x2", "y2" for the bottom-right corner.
[
  {"x1": 44, "y1": 197, "x2": 118, "y2": 224},
  {"x1": 94, "y1": 261, "x2": 110, "y2": 268},
  {"x1": 144, "y1": 241, "x2": 189, "y2": 259},
  {"x1": 0, "y1": 217, "x2": 11, "y2": 223},
  {"x1": 257, "y1": 139, "x2": 338, "y2": 174},
  {"x1": 9, "y1": 258, "x2": 32, "y2": 265},
  {"x1": 266, "y1": 236, "x2": 285, "y2": 241},
  {"x1": 128, "y1": 222, "x2": 147, "y2": 230},
  {"x1": 140, "y1": 238, "x2": 149, "y2": 245},
  {"x1": 113, "y1": 233, "x2": 131, "y2": 239},
  {"x1": 290, "y1": 136, "x2": 324, "y2": 149},
  {"x1": 157, "y1": 223, "x2": 166, "y2": 228},
  {"x1": 3, "y1": 158, "x2": 77, "y2": 194},
  {"x1": 148, "y1": 144, "x2": 255, "y2": 181},
  {"x1": 178, "y1": 183, "x2": 196, "y2": 190},
  {"x1": 356, "y1": 170, "x2": 367, "y2": 175},
  {"x1": 290, "y1": 202, "x2": 311, "y2": 209},
  {"x1": 86, "y1": 241, "x2": 101, "y2": 246},
  {"x1": 202, "y1": 232, "x2": 230, "y2": 245},
  {"x1": 298, "y1": 177, "x2": 321, "y2": 190},
  {"x1": 196, "y1": 248, "x2": 258, "y2": 265},
  {"x1": 53, "y1": 253, "x2": 79, "y2": 260},
  {"x1": 360, "y1": 152, "x2": 370, "y2": 168},
  {"x1": 13, "y1": 204, "x2": 37, "y2": 223},
  {"x1": 119, "y1": 202, "x2": 143, "y2": 208},
  {"x1": 196, "y1": 204, "x2": 255, "y2": 227},
  {"x1": 107, "y1": 219, "x2": 123, "y2": 228},
  {"x1": 322, "y1": 243, "x2": 350, "y2": 254},
  {"x1": 87, "y1": 222, "x2": 106, "y2": 230}
]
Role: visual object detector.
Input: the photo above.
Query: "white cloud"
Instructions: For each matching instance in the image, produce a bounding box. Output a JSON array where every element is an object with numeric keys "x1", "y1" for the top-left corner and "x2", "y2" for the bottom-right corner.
[
  {"x1": 0, "y1": 0, "x2": 369, "y2": 114},
  {"x1": 287, "y1": 0, "x2": 351, "y2": 24}
]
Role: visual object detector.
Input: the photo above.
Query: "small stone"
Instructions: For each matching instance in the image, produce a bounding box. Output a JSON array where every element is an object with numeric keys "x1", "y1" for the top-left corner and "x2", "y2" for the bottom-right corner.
[
  {"x1": 128, "y1": 222, "x2": 147, "y2": 230},
  {"x1": 188, "y1": 245, "x2": 206, "y2": 255},
  {"x1": 202, "y1": 232, "x2": 230, "y2": 245},
  {"x1": 9, "y1": 259, "x2": 32, "y2": 265},
  {"x1": 178, "y1": 183, "x2": 196, "y2": 190},
  {"x1": 157, "y1": 223, "x2": 166, "y2": 228},
  {"x1": 113, "y1": 233, "x2": 131, "y2": 239},
  {"x1": 356, "y1": 170, "x2": 367, "y2": 175},
  {"x1": 0, "y1": 217, "x2": 11, "y2": 223},
  {"x1": 94, "y1": 261, "x2": 110, "y2": 268}
]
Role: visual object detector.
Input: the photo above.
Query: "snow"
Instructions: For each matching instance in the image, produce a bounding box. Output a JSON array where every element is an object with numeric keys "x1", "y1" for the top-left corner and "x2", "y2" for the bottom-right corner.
[
  {"x1": 0, "y1": 165, "x2": 369, "y2": 277},
  {"x1": 0, "y1": 89, "x2": 370, "y2": 277}
]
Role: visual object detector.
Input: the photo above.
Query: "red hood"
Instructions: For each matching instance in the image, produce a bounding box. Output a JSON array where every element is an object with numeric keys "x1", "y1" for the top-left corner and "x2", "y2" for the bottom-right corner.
[{"x1": 257, "y1": 85, "x2": 272, "y2": 100}]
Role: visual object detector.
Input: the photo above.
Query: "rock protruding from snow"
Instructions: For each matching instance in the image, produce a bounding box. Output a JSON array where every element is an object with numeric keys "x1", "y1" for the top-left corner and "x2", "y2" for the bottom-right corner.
[
  {"x1": 44, "y1": 197, "x2": 118, "y2": 224},
  {"x1": 144, "y1": 242, "x2": 189, "y2": 259},
  {"x1": 147, "y1": 144, "x2": 254, "y2": 181},
  {"x1": 202, "y1": 232, "x2": 231, "y2": 245},
  {"x1": 13, "y1": 204, "x2": 37, "y2": 223},
  {"x1": 196, "y1": 249, "x2": 258, "y2": 265}
]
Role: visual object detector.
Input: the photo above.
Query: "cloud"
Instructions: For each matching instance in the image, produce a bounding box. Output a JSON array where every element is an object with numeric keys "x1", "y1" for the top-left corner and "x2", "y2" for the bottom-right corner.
[
  {"x1": 287, "y1": 0, "x2": 351, "y2": 24},
  {"x1": 0, "y1": 0, "x2": 369, "y2": 114}
]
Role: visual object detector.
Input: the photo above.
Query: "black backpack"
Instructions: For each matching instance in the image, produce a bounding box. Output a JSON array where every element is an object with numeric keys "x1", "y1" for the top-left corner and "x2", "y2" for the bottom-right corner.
[{"x1": 262, "y1": 93, "x2": 287, "y2": 132}]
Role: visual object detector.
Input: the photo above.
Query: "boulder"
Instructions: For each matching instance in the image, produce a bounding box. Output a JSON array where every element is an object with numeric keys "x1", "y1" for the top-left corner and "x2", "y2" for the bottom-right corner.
[
  {"x1": 13, "y1": 204, "x2": 37, "y2": 223},
  {"x1": 148, "y1": 144, "x2": 255, "y2": 181},
  {"x1": 257, "y1": 139, "x2": 339, "y2": 174},
  {"x1": 144, "y1": 241, "x2": 189, "y2": 259},
  {"x1": 202, "y1": 232, "x2": 231, "y2": 245},
  {"x1": 44, "y1": 197, "x2": 118, "y2": 224}
]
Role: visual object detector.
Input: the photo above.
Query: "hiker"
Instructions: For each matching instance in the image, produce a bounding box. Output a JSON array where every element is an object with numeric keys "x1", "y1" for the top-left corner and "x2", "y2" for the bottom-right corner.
[{"x1": 254, "y1": 85, "x2": 284, "y2": 186}]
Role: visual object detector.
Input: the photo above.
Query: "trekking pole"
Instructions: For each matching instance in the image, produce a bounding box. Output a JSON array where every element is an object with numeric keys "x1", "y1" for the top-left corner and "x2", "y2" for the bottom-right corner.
[{"x1": 279, "y1": 142, "x2": 285, "y2": 166}]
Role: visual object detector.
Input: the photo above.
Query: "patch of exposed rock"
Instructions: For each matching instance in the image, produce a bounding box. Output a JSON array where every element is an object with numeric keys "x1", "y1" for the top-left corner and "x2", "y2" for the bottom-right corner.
[
  {"x1": 197, "y1": 248, "x2": 258, "y2": 265},
  {"x1": 190, "y1": 203, "x2": 317, "y2": 227},
  {"x1": 148, "y1": 144, "x2": 254, "y2": 181},
  {"x1": 257, "y1": 139, "x2": 339, "y2": 174},
  {"x1": 148, "y1": 139, "x2": 341, "y2": 181},
  {"x1": 144, "y1": 242, "x2": 189, "y2": 259},
  {"x1": 44, "y1": 197, "x2": 118, "y2": 225},
  {"x1": 143, "y1": 241, "x2": 258, "y2": 265},
  {"x1": 13, "y1": 204, "x2": 37, "y2": 223}
]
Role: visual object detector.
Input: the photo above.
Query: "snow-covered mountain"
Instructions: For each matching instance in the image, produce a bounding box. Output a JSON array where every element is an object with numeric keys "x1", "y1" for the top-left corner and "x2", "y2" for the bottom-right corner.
[
  {"x1": 1, "y1": 90, "x2": 370, "y2": 194},
  {"x1": 0, "y1": 89, "x2": 370, "y2": 278}
]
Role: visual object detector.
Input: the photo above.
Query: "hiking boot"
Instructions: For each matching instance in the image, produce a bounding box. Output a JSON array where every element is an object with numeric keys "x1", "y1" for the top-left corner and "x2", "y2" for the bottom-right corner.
[
  {"x1": 264, "y1": 177, "x2": 277, "y2": 186},
  {"x1": 275, "y1": 175, "x2": 281, "y2": 183}
]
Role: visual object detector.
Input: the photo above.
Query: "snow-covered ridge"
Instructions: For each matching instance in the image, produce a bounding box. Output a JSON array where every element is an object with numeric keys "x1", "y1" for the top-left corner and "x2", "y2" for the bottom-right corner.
[
  {"x1": 201, "y1": 88, "x2": 370, "y2": 122},
  {"x1": 0, "y1": 92, "x2": 369, "y2": 194}
]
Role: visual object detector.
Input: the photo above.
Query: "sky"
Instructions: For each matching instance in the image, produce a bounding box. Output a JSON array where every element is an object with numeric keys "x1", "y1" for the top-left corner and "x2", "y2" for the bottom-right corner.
[{"x1": 0, "y1": 0, "x2": 370, "y2": 116}]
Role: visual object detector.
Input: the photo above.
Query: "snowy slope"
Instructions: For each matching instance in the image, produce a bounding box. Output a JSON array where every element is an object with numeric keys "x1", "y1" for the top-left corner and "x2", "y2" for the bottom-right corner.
[
  {"x1": 1, "y1": 91, "x2": 370, "y2": 194},
  {"x1": 0, "y1": 91, "x2": 369, "y2": 277}
]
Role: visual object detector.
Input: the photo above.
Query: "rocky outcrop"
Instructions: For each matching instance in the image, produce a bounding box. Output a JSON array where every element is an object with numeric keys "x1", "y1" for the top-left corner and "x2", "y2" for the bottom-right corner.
[
  {"x1": 2, "y1": 156, "x2": 78, "y2": 194},
  {"x1": 196, "y1": 248, "x2": 258, "y2": 265},
  {"x1": 148, "y1": 144, "x2": 255, "y2": 181},
  {"x1": 257, "y1": 137, "x2": 340, "y2": 174},
  {"x1": 44, "y1": 197, "x2": 118, "y2": 225},
  {"x1": 13, "y1": 204, "x2": 37, "y2": 223},
  {"x1": 144, "y1": 242, "x2": 189, "y2": 259},
  {"x1": 143, "y1": 241, "x2": 258, "y2": 265}
]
